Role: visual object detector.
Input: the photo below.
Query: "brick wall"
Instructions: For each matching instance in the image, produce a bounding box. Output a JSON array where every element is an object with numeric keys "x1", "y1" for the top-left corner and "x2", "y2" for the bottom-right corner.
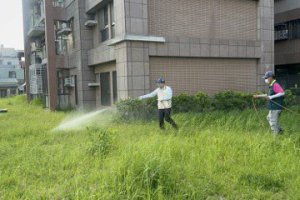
[
  {"x1": 149, "y1": 0, "x2": 258, "y2": 41},
  {"x1": 149, "y1": 57, "x2": 257, "y2": 95}
]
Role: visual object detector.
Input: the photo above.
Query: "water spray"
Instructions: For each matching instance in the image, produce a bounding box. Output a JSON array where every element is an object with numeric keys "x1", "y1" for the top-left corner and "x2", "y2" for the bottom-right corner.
[{"x1": 53, "y1": 107, "x2": 111, "y2": 131}]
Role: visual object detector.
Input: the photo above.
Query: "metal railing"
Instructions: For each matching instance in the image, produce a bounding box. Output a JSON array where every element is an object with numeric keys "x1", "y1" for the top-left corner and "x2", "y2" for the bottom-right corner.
[{"x1": 29, "y1": 14, "x2": 43, "y2": 30}]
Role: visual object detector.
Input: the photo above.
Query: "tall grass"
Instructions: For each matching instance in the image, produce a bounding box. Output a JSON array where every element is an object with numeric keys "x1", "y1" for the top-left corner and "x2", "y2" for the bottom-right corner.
[{"x1": 0, "y1": 95, "x2": 299, "y2": 199}]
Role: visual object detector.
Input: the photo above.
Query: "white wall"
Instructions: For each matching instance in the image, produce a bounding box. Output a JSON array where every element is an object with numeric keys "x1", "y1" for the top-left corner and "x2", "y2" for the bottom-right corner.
[
  {"x1": 0, "y1": 46, "x2": 21, "y2": 67},
  {"x1": 275, "y1": 0, "x2": 300, "y2": 14}
]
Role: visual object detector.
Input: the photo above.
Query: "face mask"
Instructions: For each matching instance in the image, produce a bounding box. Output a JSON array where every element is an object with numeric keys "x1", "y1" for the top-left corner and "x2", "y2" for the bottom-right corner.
[{"x1": 265, "y1": 79, "x2": 269, "y2": 84}]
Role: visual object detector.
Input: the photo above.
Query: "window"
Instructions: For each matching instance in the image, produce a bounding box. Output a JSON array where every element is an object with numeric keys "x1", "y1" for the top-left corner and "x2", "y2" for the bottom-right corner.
[
  {"x1": 10, "y1": 89, "x2": 16, "y2": 95},
  {"x1": 290, "y1": 20, "x2": 300, "y2": 39},
  {"x1": 0, "y1": 90, "x2": 7, "y2": 98},
  {"x1": 99, "y1": 2, "x2": 115, "y2": 42},
  {"x1": 9, "y1": 71, "x2": 16, "y2": 78},
  {"x1": 113, "y1": 71, "x2": 118, "y2": 103},
  {"x1": 276, "y1": 19, "x2": 300, "y2": 41},
  {"x1": 54, "y1": 21, "x2": 68, "y2": 55},
  {"x1": 74, "y1": 75, "x2": 78, "y2": 105},
  {"x1": 100, "y1": 5, "x2": 109, "y2": 42},
  {"x1": 275, "y1": 23, "x2": 289, "y2": 41},
  {"x1": 100, "y1": 72, "x2": 111, "y2": 106}
]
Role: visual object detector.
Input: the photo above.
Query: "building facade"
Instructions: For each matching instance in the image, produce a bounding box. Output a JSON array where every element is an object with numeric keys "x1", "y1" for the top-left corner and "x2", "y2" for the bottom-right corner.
[
  {"x1": 0, "y1": 45, "x2": 25, "y2": 98},
  {"x1": 22, "y1": 0, "x2": 275, "y2": 110},
  {"x1": 274, "y1": 0, "x2": 300, "y2": 91}
]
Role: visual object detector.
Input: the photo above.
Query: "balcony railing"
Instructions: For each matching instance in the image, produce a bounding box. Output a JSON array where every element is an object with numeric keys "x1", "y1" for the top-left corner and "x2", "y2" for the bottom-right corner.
[
  {"x1": 275, "y1": 30, "x2": 289, "y2": 41},
  {"x1": 29, "y1": 64, "x2": 43, "y2": 95},
  {"x1": 39, "y1": 0, "x2": 45, "y2": 23},
  {"x1": 28, "y1": 14, "x2": 45, "y2": 37},
  {"x1": 30, "y1": 52, "x2": 43, "y2": 65}
]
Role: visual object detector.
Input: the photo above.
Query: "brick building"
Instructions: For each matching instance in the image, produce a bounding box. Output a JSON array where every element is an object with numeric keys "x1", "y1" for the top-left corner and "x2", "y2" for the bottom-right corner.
[{"x1": 22, "y1": 0, "x2": 275, "y2": 110}]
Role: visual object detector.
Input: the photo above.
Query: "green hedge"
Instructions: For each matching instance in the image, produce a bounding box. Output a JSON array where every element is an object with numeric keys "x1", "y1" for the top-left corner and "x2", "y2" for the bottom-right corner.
[
  {"x1": 115, "y1": 90, "x2": 296, "y2": 120},
  {"x1": 212, "y1": 90, "x2": 265, "y2": 111},
  {"x1": 172, "y1": 92, "x2": 211, "y2": 113}
]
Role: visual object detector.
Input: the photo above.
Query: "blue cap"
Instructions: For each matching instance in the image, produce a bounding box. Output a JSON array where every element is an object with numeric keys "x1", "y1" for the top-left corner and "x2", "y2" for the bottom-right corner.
[
  {"x1": 263, "y1": 71, "x2": 275, "y2": 79},
  {"x1": 156, "y1": 77, "x2": 165, "y2": 83}
]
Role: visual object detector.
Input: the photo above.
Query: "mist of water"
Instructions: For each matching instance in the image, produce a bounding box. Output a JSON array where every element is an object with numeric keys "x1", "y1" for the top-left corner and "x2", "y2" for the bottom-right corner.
[{"x1": 53, "y1": 107, "x2": 111, "y2": 131}]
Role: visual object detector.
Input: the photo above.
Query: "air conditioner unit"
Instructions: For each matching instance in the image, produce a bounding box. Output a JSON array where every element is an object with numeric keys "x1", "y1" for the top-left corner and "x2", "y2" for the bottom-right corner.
[
  {"x1": 64, "y1": 77, "x2": 75, "y2": 87},
  {"x1": 53, "y1": 0, "x2": 64, "y2": 7},
  {"x1": 85, "y1": 20, "x2": 98, "y2": 27},
  {"x1": 57, "y1": 22, "x2": 71, "y2": 36}
]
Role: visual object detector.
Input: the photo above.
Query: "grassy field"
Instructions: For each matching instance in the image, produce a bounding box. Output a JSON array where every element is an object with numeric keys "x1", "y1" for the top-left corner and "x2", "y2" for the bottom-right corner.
[{"x1": 0, "y1": 95, "x2": 300, "y2": 199}]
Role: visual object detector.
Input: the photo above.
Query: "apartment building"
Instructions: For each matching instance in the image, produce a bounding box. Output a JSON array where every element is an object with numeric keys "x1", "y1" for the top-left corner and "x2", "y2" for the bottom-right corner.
[
  {"x1": 274, "y1": 0, "x2": 300, "y2": 90},
  {"x1": 22, "y1": 0, "x2": 274, "y2": 110},
  {"x1": 0, "y1": 45, "x2": 25, "y2": 98}
]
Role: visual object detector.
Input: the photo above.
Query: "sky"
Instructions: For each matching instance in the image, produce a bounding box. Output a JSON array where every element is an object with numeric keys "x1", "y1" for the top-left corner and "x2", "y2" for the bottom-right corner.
[{"x1": 0, "y1": 0, "x2": 24, "y2": 50}]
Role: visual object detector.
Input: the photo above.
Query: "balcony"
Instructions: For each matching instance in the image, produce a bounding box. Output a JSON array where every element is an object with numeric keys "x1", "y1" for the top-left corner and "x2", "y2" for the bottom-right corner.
[
  {"x1": 39, "y1": 0, "x2": 45, "y2": 23},
  {"x1": 29, "y1": 63, "x2": 43, "y2": 95},
  {"x1": 27, "y1": 15, "x2": 45, "y2": 38},
  {"x1": 30, "y1": 52, "x2": 43, "y2": 65}
]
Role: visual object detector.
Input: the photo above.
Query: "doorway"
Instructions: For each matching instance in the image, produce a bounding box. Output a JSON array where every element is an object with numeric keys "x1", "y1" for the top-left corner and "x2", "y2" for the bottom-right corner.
[{"x1": 100, "y1": 72, "x2": 111, "y2": 106}]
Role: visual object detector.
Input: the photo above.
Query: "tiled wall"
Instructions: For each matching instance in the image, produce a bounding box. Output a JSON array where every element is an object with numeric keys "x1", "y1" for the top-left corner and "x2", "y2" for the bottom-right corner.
[
  {"x1": 149, "y1": 36, "x2": 261, "y2": 59},
  {"x1": 149, "y1": 0, "x2": 258, "y2": 41},
  {"x1": 150, "y1": 57, "x2": 257, "y2": 95}
]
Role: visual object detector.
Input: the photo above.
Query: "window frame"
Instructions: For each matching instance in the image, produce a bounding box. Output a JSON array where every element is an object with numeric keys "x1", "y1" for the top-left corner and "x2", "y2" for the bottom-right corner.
[
  {"x1": 98, "y1": 1, "x2": 115, "y2": 43},
  {"x1": 9, "y1": 71, "x2": 17, "y2": 78}
]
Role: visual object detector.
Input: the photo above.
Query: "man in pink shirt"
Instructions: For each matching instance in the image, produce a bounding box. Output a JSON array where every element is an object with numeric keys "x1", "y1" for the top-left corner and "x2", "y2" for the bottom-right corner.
[{"x1": 254, "y1": 71, "x2": 285, "y2": 136}]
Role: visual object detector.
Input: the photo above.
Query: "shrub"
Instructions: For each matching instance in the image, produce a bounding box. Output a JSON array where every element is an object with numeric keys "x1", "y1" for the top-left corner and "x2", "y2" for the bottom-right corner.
[
  {"x1": 30, "y1": 97, "x2": 44, "y2": 107},
  {"x1": 212, "y1": 90, "x2": 252, "y2": 111},
  {"x1": 172, "y1": 93, "x2": 197, "y2": 113},
  {"x1": 116, "y1": 92, "x2": 212, "y2": 120},
  {"x1": 172, "y1": 92, "x2": 211, "y2": 113},
  {"x1": 115, "y1": 98, "x2": 157, "y2": 120},
  {"x1": 115, "y1": 90, "x2": 296, "y2": 120},
  {"x1": 285, "y1": 89, "x2": 297, "y2": 107}
]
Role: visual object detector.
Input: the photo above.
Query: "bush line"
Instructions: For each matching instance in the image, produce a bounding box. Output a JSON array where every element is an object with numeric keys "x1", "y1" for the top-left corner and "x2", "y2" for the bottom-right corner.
[{"x1": 115, "y1": 90, "x2": 296, "y2": 120}]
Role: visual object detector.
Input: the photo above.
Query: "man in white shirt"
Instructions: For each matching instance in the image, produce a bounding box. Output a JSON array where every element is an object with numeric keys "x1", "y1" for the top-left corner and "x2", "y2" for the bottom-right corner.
[{"x1": 139, "y1": 78, "x2": 179, "y2": 130}]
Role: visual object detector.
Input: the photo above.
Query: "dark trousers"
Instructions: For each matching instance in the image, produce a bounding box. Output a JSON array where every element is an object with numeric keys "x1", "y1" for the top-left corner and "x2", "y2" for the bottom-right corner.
[{"x1": 158, "y1": 108, "x2": 178, "y2": 130}]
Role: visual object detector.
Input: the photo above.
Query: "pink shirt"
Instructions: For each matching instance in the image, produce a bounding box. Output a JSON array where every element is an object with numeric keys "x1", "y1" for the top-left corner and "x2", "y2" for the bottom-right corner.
[{"x1": 273, "y1": 83, "x2": 284, "y2": 93}]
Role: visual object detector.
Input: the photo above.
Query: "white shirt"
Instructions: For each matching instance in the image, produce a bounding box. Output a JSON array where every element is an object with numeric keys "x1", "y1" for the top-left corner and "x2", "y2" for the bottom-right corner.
[{"x1": 139, "y1": 86, "x2": 173, "y2": 109}]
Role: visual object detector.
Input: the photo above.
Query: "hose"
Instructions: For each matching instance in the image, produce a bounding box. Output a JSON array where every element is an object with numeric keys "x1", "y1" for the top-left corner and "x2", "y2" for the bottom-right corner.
[
  {"x1": 252, "y1": 98, "x2": 265, "y2": 127},
  {"x1": 252, "y1": 97, "x2": 300, "y2": 127}
]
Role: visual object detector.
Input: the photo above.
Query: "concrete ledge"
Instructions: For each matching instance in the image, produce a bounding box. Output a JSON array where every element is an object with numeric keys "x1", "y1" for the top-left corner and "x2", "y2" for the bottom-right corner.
[
  {"x1": 88, "y1": 42, "x2": 116, "y2": 66},
  {"x1": 107, "y1": 35, "x2": 166, "y2": 46},
  {"x1": 86, "y1": 0, "x2": 108, "y2": 14}
]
